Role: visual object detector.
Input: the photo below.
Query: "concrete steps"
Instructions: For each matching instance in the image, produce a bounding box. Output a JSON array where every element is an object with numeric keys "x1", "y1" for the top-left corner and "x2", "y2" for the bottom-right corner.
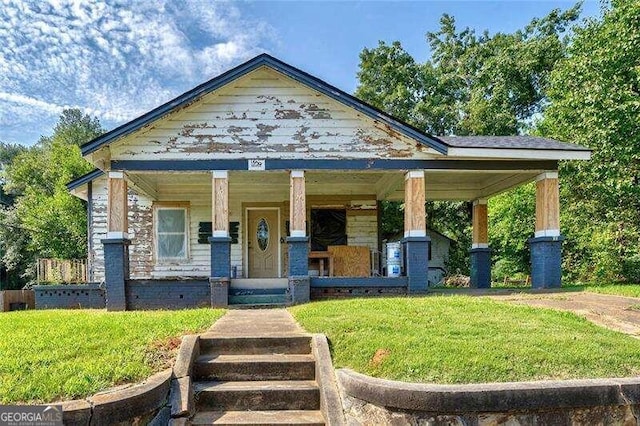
[
  {"x1": 190, "y1": 410, "x2": 325, "y2": 425},
  {"x1": 190, "y1": 329, "x2": 324, "y2": 425},
  {"x1": 194, "y1": 354, "x2": 316, "y2": 381},
  {"x1": 199, "y1": 335, "x2": 312, "y2": 355},
  {"x1": 194, "y1": 380, "x2": 319, "y2": 411}
]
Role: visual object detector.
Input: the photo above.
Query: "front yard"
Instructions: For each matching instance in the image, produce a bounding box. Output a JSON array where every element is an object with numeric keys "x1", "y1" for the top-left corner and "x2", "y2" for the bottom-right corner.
[
  {"x1": 0, "y1": 309, "x2": 224, "y2": 404},
  {"x1": 290, "y1": 296, "x2": 640, "y2": 384}
]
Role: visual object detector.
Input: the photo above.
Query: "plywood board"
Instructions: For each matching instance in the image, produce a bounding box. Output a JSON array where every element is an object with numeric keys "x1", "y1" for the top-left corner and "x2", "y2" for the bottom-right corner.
[
  {"x1": 535, "y1": 177, "x2": 559, "y2": 232},
  {"x1": 472, "y1": 203, "x2": 488, "y2": 244},
  {"x1": 328, "y1": 245, "x2": 370, "y2": 277},
  {"x1": 289, "y1": 174, "x2": 306, "y2": 235},
  {"x1": 212, "y1": 175, "x2": 229, "y2": 234},
  {"x1": 107, "y1": 176, "x2": 128, "y2": 233}
]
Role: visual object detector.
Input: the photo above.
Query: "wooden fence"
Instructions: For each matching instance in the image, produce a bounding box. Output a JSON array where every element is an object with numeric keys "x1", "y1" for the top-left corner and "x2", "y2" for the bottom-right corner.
[
  {"x1": 37, "y1": 259, "x2": 88, "y2": 284},
  {"x1": 0, "y1": 290, "x2": 35, "y2": 311}
]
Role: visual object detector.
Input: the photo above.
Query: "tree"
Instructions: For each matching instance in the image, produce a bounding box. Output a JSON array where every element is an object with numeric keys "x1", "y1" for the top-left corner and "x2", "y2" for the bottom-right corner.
[
  {"x1": 538, "y1": 0, "x2": 640, "y2": 282},
  {"x1": 0, "y1": 109, "x2": 101, "y2": 287},
  {"x1": 356, "y1": 7, "x2": 580, "y2": 274}
]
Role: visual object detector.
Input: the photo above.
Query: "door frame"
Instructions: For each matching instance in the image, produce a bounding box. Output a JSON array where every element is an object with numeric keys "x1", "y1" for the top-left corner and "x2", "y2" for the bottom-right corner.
[{"x1": 244, "y1": 206, "x2": 282, "y2": 278}]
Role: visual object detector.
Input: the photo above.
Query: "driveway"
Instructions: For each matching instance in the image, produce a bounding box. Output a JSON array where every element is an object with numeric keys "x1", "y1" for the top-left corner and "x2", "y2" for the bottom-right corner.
[{"x1": 491, "y1": 292, "x2": 640, "y2": 336}]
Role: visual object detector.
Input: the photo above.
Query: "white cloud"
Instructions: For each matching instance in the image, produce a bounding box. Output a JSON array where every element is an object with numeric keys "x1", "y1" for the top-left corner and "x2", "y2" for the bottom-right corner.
[{"x1": 0, "y1": 0, "x2": 275, "y2": 145}]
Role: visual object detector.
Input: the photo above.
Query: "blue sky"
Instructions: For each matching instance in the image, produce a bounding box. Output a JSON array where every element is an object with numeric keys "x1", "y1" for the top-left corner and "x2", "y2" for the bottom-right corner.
[{"x1": 0, "y1": 1, "x2": 602, "y2": 146}]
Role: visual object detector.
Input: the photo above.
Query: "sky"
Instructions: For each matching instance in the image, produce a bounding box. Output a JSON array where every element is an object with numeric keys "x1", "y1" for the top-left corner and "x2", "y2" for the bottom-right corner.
[{"x1": 0, "y1": 0, "x2": 603, "y2": 146}]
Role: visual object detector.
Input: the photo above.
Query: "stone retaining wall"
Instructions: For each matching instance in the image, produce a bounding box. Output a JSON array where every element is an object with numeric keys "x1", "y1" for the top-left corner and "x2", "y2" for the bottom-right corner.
[
  {"x1": 338, "y1": 369, "x2": 640, "y2": 425},
  {"x1": 34, "y1": 284, "x2": 105, "y2": 309},
  {"x1": 62, "y1": 369, "x2": 172, "y2": 425}
]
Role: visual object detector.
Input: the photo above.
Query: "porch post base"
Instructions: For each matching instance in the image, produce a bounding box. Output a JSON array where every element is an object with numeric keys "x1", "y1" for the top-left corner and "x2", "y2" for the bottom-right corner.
[
  {"x1": 288, "y1": 276, "x2": 310, "y2": 305},
  {"x1": 402, "y1": 236, "x2": 430, "y2": 293},
  {"x1": 209, "y1": 236, "x2": 231, "y2": 278},
  {"x1": 210, "y1": 277, "x2": 229, "y2": 308},
  {"x1": 287, "y1": 237, "x2": 309, "y2": 304},
  {"x1": 102, "y1": 238, "x2": 130, "y2": 311},
  {"x1": 287, "y1": 237, "x2": 309, "y2": 277},
  {"x1": 470, "y1": 247, "x2": 492, "y2": 289},
  {"x1": 529, "y1": 236, "x2": 564, "y2": 289}
]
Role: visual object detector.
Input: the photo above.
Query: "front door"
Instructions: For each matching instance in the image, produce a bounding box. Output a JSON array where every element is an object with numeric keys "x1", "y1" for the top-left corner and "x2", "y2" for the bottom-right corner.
[{"x1": 247, "y1": 209, "x2": 280, "y2": 278}]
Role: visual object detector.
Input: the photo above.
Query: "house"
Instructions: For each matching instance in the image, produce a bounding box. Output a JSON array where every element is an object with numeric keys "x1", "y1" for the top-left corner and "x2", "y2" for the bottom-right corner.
[{"x1": 67, "y1": 54, "x2": 590, "y2": 310}]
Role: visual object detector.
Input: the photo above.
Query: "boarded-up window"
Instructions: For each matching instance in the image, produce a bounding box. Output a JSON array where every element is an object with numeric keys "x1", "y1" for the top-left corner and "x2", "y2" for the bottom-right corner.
[
  {"x1": 156, "y1": 208, "x2": 188, "y2": 261},
  {"x1": 310, "y1": 209, "x2": 347, "y2": 251}
]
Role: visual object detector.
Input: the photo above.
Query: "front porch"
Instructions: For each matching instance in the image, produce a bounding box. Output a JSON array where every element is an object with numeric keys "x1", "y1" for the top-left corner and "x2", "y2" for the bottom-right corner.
[{"x1": 84, "y1": 160, "x2": 565, "y2": 310}]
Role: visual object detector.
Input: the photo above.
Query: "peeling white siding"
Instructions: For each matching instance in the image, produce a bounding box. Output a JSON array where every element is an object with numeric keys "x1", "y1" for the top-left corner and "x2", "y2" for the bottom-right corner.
[
  {"x1": 90, "y1": 176, "x2": 384, "y2": 280},
  {"x1": 347, "y1": 214, "x2": 378, "y2": 252},
  {"x1": 108, "y1": 67, "x2": 438, "y2": 161}
]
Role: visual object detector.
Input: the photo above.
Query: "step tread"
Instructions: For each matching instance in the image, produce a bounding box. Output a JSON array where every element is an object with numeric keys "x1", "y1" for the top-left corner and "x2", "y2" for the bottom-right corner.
[
  {"x1": 191, "y1": 410, "x2": 324, "y2": 425},
  {"x1": 197, "y1": 354, "x2": 315, "y2": 363},
  {"x1": 194, "y1": 380, "x2": 319, "y2": 392}
]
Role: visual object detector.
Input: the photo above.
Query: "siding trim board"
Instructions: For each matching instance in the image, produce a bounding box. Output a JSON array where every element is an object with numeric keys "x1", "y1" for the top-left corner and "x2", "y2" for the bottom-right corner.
[
  {"x1": 80, "y1": 54, "x2": 449, "y2": 156},
  {"x1": 111, "y1": 159, "x2": 558, "y2": 172}
]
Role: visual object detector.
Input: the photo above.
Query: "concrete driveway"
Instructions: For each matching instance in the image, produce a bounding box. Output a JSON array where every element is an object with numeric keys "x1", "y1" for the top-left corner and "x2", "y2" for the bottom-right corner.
[{"x1": 492, "y1": 292, "x2": 640, "y2": 336}]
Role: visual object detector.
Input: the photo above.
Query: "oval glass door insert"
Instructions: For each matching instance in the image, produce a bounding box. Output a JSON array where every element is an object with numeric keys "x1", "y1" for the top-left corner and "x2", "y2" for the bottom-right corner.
[{"x1": 257, "y1": 218, "x2": 269, "y2": 251}]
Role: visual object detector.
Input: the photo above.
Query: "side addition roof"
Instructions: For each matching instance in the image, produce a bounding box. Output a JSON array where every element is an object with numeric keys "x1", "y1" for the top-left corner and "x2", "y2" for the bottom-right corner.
[{"x1": 440, "y1": 136, "x2": 590, "y2": 152}]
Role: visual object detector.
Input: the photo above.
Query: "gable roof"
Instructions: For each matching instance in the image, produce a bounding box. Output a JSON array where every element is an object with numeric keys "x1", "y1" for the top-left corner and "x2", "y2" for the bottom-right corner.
[{"x1": 81, "y1": 53, "x2": 450, "y2": 156}]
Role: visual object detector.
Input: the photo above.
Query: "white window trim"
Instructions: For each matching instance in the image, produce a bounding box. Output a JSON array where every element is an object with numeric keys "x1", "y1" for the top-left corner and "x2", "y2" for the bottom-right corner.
[{"x1": 154, "y1": 204, "x2": 190, "y2": 264}]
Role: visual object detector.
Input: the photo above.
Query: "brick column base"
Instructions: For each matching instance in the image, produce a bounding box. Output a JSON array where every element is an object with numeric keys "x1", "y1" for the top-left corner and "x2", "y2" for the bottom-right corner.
[
  {"x1": 289, "y1": 276, "x2": 310, "y2": 305},
  {"x1": 209, "y1": 236, "x2": 231, "y2": 278},
  {"x1": 470, "y1": 247, "x2": 492, "y2": 289},
  {"x1": 287, "y1": 237, "x2": 309, "y2": 304},
  {"x1": 402, "y1": 236, "x2": 430, "y2": 293},
  {"x1": 102, "y1": 238, "x2": 130, "y2": 311},
  {"x1": 210, "y1": 277, "x2": 229, "y2": 308},
  {"x1": 529, "y1": 236, "x2": 564, "y2": 289}
]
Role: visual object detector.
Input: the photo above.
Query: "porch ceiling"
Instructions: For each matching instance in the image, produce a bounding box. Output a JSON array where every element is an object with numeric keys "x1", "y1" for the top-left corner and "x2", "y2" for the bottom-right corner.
[{"x1": 127, "y1": 169, "x2": 540, "y2": 202}]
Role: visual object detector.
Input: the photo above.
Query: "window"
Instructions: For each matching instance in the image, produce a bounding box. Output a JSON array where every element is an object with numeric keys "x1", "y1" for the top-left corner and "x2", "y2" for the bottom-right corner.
[
  {"x1": 155, "y1": 207, "x2": 189, "y2": 261},
  {"x1": 310, "y1": 209, "x2": 347, "y2": 251}
]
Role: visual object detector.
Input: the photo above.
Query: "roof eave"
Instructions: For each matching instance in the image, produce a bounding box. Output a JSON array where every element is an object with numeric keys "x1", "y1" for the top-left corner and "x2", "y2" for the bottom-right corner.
[
  {"x1": 446, "y1": 147, "x2": 591, "y2": 161},
  {"x1": 66, "y1": 169, "x2": 105, "y2": 191}
]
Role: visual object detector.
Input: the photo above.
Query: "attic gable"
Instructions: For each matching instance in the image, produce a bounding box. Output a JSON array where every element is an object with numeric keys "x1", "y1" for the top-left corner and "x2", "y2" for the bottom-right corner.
[{"x1": 107, "y1": 66, "x2": 443, "y2": 161}]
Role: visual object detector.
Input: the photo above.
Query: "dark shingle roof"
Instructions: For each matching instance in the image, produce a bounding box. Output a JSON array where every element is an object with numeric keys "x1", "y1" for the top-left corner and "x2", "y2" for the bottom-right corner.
[
  {"x1": 67, "y1": 169, "x2": 104, "y2": 191},
  {"x1": 439, "y1": 136, "x2": 589, "y2": 151}
]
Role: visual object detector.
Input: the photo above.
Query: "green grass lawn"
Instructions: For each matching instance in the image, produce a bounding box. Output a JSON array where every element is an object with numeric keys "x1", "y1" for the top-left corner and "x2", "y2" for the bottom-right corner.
[
  {"x1": 581, "y1": 283, "x2": 640, "y2": 298},
  {"x1": 290, "y1": 296, "x2": 640, "y2": 384},
  {"x1": 0, "y1": 309, "x2": 224, "y2": 404}
]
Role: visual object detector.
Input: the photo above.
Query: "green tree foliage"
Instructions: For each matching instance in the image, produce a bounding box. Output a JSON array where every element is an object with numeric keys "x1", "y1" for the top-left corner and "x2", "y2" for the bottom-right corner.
[
  {"x1": 538, "y1": 0, "x2": 640, "y2": 282},
  {"x1": 488, "y1": 184, "x2": 536, "y2": 281},
  {"x1": 357, "y1": 7, "x2": 579, "y2": 274},
  {"x1": 0, "y1": 110, "x2": 100, "y2": 287}
]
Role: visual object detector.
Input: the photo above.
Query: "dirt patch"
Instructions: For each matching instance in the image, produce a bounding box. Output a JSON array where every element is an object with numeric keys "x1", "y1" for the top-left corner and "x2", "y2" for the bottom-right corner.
[
  {"x1": 493, "y1": 292, "x2": 640, "y2": 337},
  {"x1": 370, "y1": 348, "x2": 391, "y2": 367}
]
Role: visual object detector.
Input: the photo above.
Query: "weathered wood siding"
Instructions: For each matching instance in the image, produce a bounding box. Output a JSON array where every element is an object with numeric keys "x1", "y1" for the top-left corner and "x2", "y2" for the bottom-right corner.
[
  {"x1": 109, "y1": 67, "x2": 438, "y2": 161},
  {"x1": 91, "y1": 176, "x2": 154, "y2": 281},
  {"x1": 347, "y1": 212, "x2": 378, "y2": 252},
  {"x1": 90, "y1": 176, "x2": 381, "y2": 280}
]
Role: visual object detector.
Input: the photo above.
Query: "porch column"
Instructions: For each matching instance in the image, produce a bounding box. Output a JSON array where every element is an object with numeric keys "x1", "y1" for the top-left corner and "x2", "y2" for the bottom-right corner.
[
  {"x1": 402, "y1": 170, "x2": 429, "y2": 293},
  {"x1": 470, "y1": 199, "x2": 491, "y2": 288},
  {"x1": 102, "y1": 171, "x2": 130, "y2": 311},
  {"x1": 209, "y1": 170, "x2": 230, "y2": 307},
  {"x1": 287, "y1": 170, "x2": 310, "y2": 304},
  {"x1": 529, "y1": 171, "x2": 564, "y2": 288}
]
